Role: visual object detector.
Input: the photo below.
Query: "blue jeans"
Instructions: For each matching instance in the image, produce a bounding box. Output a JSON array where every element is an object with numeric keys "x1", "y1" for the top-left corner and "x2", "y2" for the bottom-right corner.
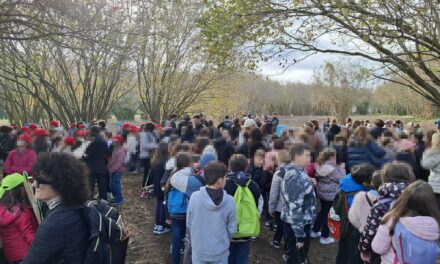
[
  {"x1": 155, "y1": 197, "x2": 166, "y2": 226},
  {"x1": 111, "y1": 172, "x2": 123, "y2": 203},
  {"x1": 172, "y1": 218, "x2": 186, "y2": 264},
  {"x1": 228, "y1": 241, "x2": 250, "y2": 264}
]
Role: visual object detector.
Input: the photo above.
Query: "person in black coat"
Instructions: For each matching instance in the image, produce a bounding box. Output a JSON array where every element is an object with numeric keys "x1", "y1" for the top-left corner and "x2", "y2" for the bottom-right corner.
[
  {"x1": 217, "y1": 115, "x2": 233, "y2": 132},
  {"x1": 23, "y1": 153, "x2": 90, "y2": 264},
  {"x1": 327, "y1": 119, "x2": 341, "y2": 144},
  {"x1": 0, "y1": 125, "x2": 15, "y2": 161},
  {"x1": 84, "y1": 126, "x2": 111, "y2": 200},
  {"x1": 213, "y1": 130, "x2": 235, "y2": 166},
  {"x1": 370, "y1": 119, "x2": 386, "y2": 140}
]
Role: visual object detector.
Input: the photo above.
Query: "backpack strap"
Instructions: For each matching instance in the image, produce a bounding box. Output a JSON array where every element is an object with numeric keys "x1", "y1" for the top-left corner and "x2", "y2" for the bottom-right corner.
[
  {"x1": 365, "y1": 192, "x2": 374, "y2": 207},
  {"x1": 194, "y1": 174, "x2": 206, "y2": 185}
]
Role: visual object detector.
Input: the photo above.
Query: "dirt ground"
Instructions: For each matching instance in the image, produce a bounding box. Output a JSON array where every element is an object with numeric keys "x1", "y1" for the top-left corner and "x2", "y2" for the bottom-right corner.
[{"x1": 120, "y1": 173, "x2": 338, "y2": 264}]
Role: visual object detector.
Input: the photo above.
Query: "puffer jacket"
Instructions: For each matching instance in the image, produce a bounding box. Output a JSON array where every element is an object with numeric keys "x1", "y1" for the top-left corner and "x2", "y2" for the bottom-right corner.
[
  {"x1": 421, "y1": 149, "x2": 440, "y2": 194},
  {"x1": 268, "y1": 166, "x2": 286, "y2": 214},
  {"x1": 315, "y1": 161, "x2": 346, "y2": 201},
  {"x1": 347, "y1": 140, "x2": 386, "y2": 171},
  {"x1": 0, "y1": 205, "x2": 38, "y2": 261},
  {"x1": 359, "y1": 182, "x2": 408, "y2": 257}
]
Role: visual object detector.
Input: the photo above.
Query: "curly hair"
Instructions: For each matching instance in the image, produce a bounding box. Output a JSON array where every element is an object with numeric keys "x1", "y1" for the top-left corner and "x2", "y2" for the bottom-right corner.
[{"x1": 33, "y1": 152, "x2": 90, "y2": 206}]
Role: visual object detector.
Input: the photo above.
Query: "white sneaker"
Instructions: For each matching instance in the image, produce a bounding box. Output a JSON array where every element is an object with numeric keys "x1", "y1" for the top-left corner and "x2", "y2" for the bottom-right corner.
[
  {"x1": 310, "y1": 231, "x2": 321, "y2": 238},
  {"x1": 320, "y1": 237, "x2": 335, "y2": 245}
]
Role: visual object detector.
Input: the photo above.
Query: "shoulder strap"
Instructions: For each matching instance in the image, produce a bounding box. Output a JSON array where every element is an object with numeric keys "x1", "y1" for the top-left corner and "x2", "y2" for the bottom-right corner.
[
  {"x1": 365, "y1": 192, "x2": 374, "y2": 207},
  {"x1": 194, "y1": 175, "x2": 205, "y2": 185}
]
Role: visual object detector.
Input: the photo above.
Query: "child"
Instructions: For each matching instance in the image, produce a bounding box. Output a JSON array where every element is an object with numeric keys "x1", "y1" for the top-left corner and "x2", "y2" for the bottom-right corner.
[
  {"x1": 224, "y1": 154, "x2": 260, "y2": 264},
  {"x1": 281, "y1": 143, "x2": 316, "y2": 264},
  {"x1": 107, "y1": 135, "x2": 127, "y2": 206},
  {"x1": 335, "y1": 163, "x2": 375, "y2": 264},
  {"x1": 311, "y1": 147, "x2": 346, "y2": 245},
  {"x1": 0, "y1": 173, "x2": 38, "y2": 263},
  {"x1": 349, "y1": 170, "x2": 382, "y2": 233},
  {"x1": 359, "y1": 163, "x2": 414, "y2": 264},
  {"x1": 268, "y1": 149, "x2": 290, "y2": 249},
  {"x1": 421, "y1": 132, "x2": 440, "y2": 208},
  {"x1": 372, "y1": 181, "x2": 440, "y2": 264},
  {"x1": 187, "y1": 162, "x2": 236, "y2": 264}
]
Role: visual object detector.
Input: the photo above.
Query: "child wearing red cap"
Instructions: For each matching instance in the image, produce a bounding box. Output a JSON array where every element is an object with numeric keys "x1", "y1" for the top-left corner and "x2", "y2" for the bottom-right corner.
[
  {"x1": 108, "y1": 135, "x2": 127, "y2": 205},
  {"x1": 3, "y1": 134, "x2": 37, "y2": 176}
]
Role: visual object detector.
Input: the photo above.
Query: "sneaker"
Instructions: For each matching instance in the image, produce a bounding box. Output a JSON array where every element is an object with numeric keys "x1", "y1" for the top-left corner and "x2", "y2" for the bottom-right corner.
[
  {"x1": 268, "y1": 238, "x2": 281, "y2": 249},
  {"x1": 320, "y1": 237, "x2": 335, "y2": 245},
  {"x1": 153, "y1": 225, "x2": 160, "y2": 234},
  {"x1": 156, "y1": 226, "x2": 171, "y2": 235},
  {"x1": 250, "y1": 237, "x2": 257, "y2": 242},
  {"x1": 310, "y1": 231, "x2": 321, "y2": 238},
  {"x1": 265, "y1": 220, "x2": 273, "y2": 230}
]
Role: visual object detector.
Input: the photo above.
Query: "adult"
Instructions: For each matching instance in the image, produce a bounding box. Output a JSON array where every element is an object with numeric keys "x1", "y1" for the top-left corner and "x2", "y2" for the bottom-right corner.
[
  {"x1": 193, "y1": 115, "x2": 206, "y2": 135},
  {"x1": 231, "y1": 118, "x2": 241, "y2": 142},
  {"x1": 347, "y1": 126, "x2": 386, "y2": 171},
  {"x1": 0, "y1": 126, "x2": 14, "y2": 162},
  {"x1": 214, "y1": 130, "x2": 236, "y2": 166},
  {"x1": 168, "y1": 113, "x2": 178, "y2": 129},
  {"x1": 22, "y1": 152, "x2": 89, "y2": 264},
  {"x1": 178, "y1": 115, "x2": 191, "y2": 136},
  {"x1": 83, "y1": 126, "x2": 110, "y2": 200},
  {"x1": 217, "y1": 115, "x2": 233, "y2": 132},
  {"x1": 370, "y1": 119, "x2": 385, "y2": 140},
  {"x1": 421, "y1": 132, "x2": 440, "y2": 207},
  {"x1": 327, "y1": 119, "x2": 341, "y2": 144},
  {"x1": 271, "y1": 112, "x2": 280, "y2": 131},
  {"x1": 139, "y1": 122, "x2": 157, "y2": 188},
  {"x1": 3, "y1": 134, "x2": 37, "y2": 176}
]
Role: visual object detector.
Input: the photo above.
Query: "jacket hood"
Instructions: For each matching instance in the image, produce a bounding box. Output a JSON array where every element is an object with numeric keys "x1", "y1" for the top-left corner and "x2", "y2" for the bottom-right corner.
[
  {"x1": 378, "y1": 182, "x2": 407, "y2": 200},
  {"x1": 227, "y1": 171, "x2": 252, "y2": 186},
  {"x1": 316, "y1": 163, "x2": 336, "y2": 177},
  {"x1": 199, "y1": 153, "x2": 217, "y2": 169},
  {"x1": 199, "y1": 187, "x2": 227, "y2": 210},
  {"x1": 340, "y1": 174, "x2": 367, "y2": 192},
  {"x1": 0, "y1": 205, "x2": 21, "y2": 226},
  {"x1": 424, "y1": 148, "x2": 440, "y2": 157},
  {"x1": 400, "y1": 216, "x2": 439, "y2": 241}
]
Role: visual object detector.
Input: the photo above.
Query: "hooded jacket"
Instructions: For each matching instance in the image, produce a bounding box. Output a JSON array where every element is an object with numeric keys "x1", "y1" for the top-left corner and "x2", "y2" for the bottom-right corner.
[
  {"x1": 349, "y1": 190, "x2": 379, "y2": 232},
  {"x1": 339, "y1": 173, "x2": 369, "y2": 208},
  {"x1": 3, "y1": 148, "x2": 37, "y2": 176},
  {"x1": 347, "y1": 140, "x2": 386, "y2": 171},
  {"x1": 422, "y1": 149, "x2": 440, "y2": 194},
  {"x1": 139, "y1": 131, "x2": 156, "y2": 159},
  {"x1": 0, "y1": 205, "x2": 37, "y2": 261},
  {"x1": 84, "y1": 136, "x2": 110, "y2": 175},
  {"x1": 372, "y1": 216, "x2": 440, "y2": 264},
  {"x1": 213, "y1": 137, "x2": 235, "y2": 166},
  {"x1": 224, "y1": 171, "x2": 261, "y2": 207},
  {"x1": 268, "y1": 166, "x2": 287, "y2": 214},
  {"x1": 281, "y1": 165, "x2": 317, "y2": 243},
  {"x1": 315, "y1": 161, "x2": 346, "y2": 201},
  {"x1": 359, "y1": 182, "x2": 408, "y2": 257},
  {"x1": 187, "y1": 187, "x2": 236, "y2": 262}
]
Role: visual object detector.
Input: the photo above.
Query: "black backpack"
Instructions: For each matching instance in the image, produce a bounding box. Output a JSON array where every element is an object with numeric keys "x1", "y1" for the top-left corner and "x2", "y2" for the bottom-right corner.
[{"x1": 82, "y1": 200, "x2": 129, "y2": 264}]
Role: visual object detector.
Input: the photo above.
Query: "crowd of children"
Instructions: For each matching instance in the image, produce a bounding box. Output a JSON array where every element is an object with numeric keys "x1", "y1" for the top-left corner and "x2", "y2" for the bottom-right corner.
[{"x1": 0, "y1": 115, "x2": 440, "y2": 263}]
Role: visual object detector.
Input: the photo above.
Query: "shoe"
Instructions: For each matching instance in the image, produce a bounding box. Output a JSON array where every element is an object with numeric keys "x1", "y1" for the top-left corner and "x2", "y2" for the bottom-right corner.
[
  {"x1": 153, "y1": 225, "x2": 159, "y2": 234},
  {"x1": 268, "y1": 238, "x2": 281, "y2": 249},
  {"x1": 156, "y1": 226, "x2": 171, "y2": 235},
  {"x1": 310, "y1": 231, "x2": 321, "y2": 238},
  {"x1": 265, "y1": 220, "x2": 273, "y2": 229},
  {"x1": 320, "y1": 237, "x2": 335, "y2": 245},
  {"x1": 250, "y1": 237, "x2": 257, "y2": 242}
]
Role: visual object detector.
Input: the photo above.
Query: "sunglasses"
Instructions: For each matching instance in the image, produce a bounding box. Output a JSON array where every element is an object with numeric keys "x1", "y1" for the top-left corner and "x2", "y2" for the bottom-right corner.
[{"x1": 30, "y1": 173, "x2": 52, "y2": 188}]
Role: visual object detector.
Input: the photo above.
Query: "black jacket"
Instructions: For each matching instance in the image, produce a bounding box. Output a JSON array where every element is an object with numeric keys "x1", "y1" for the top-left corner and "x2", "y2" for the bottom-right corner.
[
  {"x1": 151, "y1": 164, "x2": 166, "y2": 198},
  {"x1": 217, "y1": 120, "x2": 233, "y2": 131},
  {"x1": 84, "y1": 136, "x2": 110, "y2": 174},
  {"x1": 224, "y1": 171, "x2": 261, "y2": 207},
  {"x1": 214, "y1": 138, "x2": 235, "y2": 165},
  {"x1": 23, "y1": 204, "x2": 88, "y2": 264},
  {"x1": 247, "y1": 166, "x2": 272, "y2": 194},
  {"x1": 396, "y1": 152, "x2": 420, "y2": 179}
]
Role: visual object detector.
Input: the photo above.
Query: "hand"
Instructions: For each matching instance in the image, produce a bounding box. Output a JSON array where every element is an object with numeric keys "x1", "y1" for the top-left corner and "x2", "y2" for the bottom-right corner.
[
  {"x1": 296, "y1": 242, "x2": 304, "y2": 249},
  {"x1": 360, "y1": 252, "x2": 371, "y2": 262},
  {"x1": 311, "y1": 178, "x2": 317, "y2": 187},
  {"x1": 340, "y1": 162, "x2": 345, "y2": 168}
]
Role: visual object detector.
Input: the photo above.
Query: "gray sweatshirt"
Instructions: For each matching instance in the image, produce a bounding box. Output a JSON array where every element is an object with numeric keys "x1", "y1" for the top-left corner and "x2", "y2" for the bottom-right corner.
[{"x1": 187, "y1": 187, "x2": 236, "y2": 262}]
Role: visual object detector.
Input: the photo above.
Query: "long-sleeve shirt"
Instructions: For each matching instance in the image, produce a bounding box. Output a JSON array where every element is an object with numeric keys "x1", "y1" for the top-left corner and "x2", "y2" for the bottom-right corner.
[
  {"x1": 3, "y1": 148, "x2": 37, "y2": 175},
  {"x1": 107, "y1": 147, "x2": 127, "y2": 174}
]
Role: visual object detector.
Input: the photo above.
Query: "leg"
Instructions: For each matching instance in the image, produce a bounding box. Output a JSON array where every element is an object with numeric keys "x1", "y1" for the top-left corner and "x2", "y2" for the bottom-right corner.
[
  {"x1": 89, "y1": 173, "x2": 97, "y2": 199},
  {"x1": 320, "y1": 200, "x2": 333, "y2": 238},
  {"x1": 228, "y1": 242, "x2": 250, "y2": 264},
  {"x1": 312, "y1": 199, "x2": 325, "y2": 233},
  {"x1": 112, "y1": 172, "x2": 123, "y2": 203},
  {"x1": 142, "y1": 158, "x2": 151, "y2": 187},
  {"x1": 273, "y1": 211, "x2": 284, "y2": 243},
  {"x1": 228, "y1": 243, "x2": 236, "y2": 264},
  {"x1": 436, "y1": 193, "x2": 440, "y2": 209},
  {"x1": 283, "y1": 222, "x2": 300, "y2": 264},
  {"x1": 171, "y1": 218, "x2": 186, "y2": 264},
  {"x1": 335, "y1": 235, "x2": 348, "y2": 264},
  {"x1": 97, "y1": 173, "x2": 109, "y2": 201},
  {"x1": 300, "y1": 224, "x2": 311, "y2": 263}
]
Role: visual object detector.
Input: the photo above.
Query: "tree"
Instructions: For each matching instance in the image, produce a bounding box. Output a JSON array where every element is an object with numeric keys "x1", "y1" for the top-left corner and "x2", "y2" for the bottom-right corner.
[{"x1": 200, "y1": 0, "x2": 440, "y2": 107}]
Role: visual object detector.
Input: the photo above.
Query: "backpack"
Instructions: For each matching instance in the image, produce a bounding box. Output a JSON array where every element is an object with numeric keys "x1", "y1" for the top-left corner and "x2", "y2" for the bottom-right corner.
[
  {"x1": 82, "y1": 200, "x2": 129, "y2": 264},
  {"x1": 233, "y1": 179, "x2": 260, "y2": 238},
  {"x1": 393, "y1": 222, "x2": 440, "y2": 264},
  {"x1": 167, "y1": 187, "x2": 188, "y2": 217},
  {"x1": 331, "y1": 190, "x2": 359, "y2": 239}
]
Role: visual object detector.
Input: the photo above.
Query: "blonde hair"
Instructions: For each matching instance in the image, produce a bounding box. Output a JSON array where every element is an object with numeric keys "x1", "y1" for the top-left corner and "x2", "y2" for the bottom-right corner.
[{"x1": 432, "y1": 132, "x2": 440, "y2": 149}]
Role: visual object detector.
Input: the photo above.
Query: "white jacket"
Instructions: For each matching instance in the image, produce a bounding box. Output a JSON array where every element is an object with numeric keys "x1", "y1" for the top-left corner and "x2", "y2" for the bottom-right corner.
[{"x1": 422, "y1": 149, "x2": 440, "y2": 194}]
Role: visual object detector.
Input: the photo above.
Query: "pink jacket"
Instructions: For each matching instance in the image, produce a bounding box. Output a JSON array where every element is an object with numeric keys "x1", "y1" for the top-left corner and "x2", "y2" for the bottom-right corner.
[
  {"x1": 3, "y1": 148, "x2": 37, "y2": 175},
  {"x1": 0, "y1": 205, "x2": 38, "y2": 261},
  {"x1": 349, "y1": 190, "x2": 379, "y2": 232},
  {"x1": 108, "y1": 146, "x2": 127, "y2": 174},
  {"x1": 372, "y1": 216, "x2": 439, "y2": 264}
]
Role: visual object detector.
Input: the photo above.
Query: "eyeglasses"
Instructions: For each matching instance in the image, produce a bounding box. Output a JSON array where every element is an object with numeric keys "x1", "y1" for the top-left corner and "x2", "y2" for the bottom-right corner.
[{"x1": 30, "y1": 173, "x2": 52, "y2": 188}]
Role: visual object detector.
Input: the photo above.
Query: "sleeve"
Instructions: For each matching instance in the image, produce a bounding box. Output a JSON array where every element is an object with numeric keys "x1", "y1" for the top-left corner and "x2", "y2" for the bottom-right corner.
[
  {"x1": 170, "y1": 168, "x2": 192, "y2": 193},
  {"x1": 268, "y1": 173, "x2": 281, "y2": 214},
  {"x1": 227, "y1": 198, "x2": 237, "y2": 238},
  {"x1": 372, "y1": 222, "x2": 393, "y2": 255},
  {"x1": 3, "y1": 150, "x2": 13, "y2": 174},
  {"x1": 360, "y1": 204, "x2": 385, "y2": 255},
  {"x1": 186, "y1": 194, "x2": 194, "y2": 230},
  {"x1": 421, "y1": 152, "x2": 439, "y2": 170},
  {"x1": 250, "y1": 181, "x2": 261, "y2": 207},
  {"x1": 348, "y1": 192, "x2": 364, "y2": 231},
  {"x1": 368, "y1": 141, "x2": 386, "y2": 158},
  {"x1": 17, "y1": 209, "x2": 37, "y2": 246},
  {"x1": 286, "y1": 174, "x2": 307, "y2": 241}
]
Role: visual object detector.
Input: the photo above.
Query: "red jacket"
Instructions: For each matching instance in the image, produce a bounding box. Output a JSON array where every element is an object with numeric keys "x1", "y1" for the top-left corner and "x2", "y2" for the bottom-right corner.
[
  {"x1": 3, "y1": 148, "x2": 37, "y2": 175},
  {"x1": 0, "y1": 205, "x2": 38, "y2": 261}
]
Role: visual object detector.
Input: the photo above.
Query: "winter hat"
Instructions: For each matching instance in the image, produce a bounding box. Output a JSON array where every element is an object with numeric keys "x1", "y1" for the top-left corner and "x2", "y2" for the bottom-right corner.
[
  {"x1": 18, "y1": 133, "x2": 33, "y2": 144},
  {"x1": 49, "y1": 120, "x2": 60, "y2": 128},
  {"x1": 34, "y1": 128, "x2": 50, "y2": 137},
  {"x1": 400, "y1": 139, "x2": 415, "y2": 151},
  {"x1": 64, "y1": 136, "x2": 75, "y2": 145},
  {"x1": 243, "y1": 118, "x2": 256, "y2": 128},
  {"x1": 0, "y1": 173, "x2": 26, "y2": 198},
  {"x1": 199, "y1": 153, "x2": 217, "y2": 170},
  {"x1": 113, "y1": 135, "x2": 125, "y2": 144}
]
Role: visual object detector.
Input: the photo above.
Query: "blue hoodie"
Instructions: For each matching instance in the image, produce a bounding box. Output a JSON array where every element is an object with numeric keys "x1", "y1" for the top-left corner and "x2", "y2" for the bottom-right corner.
[{"x1": 340, "y1": 173, "x2": 369, "y2": 208}]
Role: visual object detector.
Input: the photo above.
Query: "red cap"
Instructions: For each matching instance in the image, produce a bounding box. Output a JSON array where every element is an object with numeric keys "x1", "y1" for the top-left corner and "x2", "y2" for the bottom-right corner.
[
  {"x1": 129, "y1": 125, "x2": 139, "y2": 133},
  {"x1": 122, "y1": 123, "x2": 132, "y2": 130},
  {"x1": 76, "y1": 129, "x2": 88, "y2": 137},
  {"x1": 113, "y1": 135, "x2": 124, "y2": 144},
  {"x1": 28, "y1": 123, "x2": 38, "y2": 130},
  {"x1": 49, "y1": 120, "x2": 60, "y2": 128},
  {"x1": 21, "y1": 126, "x2": 29, "y2": 133},
  {"x1": 78, "y1": 124, "x2": 85, "y2": 129},
  {"x1": 34, "y1": 128, "x2": 50, "y2": 137},
  {"x1": 18, "y1": 133, "x2": 33, "y2": 144},
  {"x1": 64, "y1": 136, "x2": 75, "y2": 145}
]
